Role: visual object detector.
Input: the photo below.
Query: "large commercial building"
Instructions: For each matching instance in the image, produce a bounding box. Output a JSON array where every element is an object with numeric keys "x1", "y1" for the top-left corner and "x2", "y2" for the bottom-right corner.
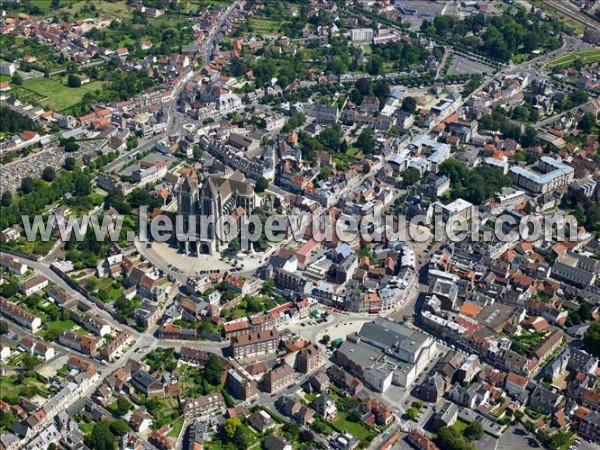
[
  {"x1": 357, "y1": 319, "x2": 436, "y2": 373},
  {"x1": 510, "y1": 157, "x2": 574, "y2": 194},
  {"x1": 334, "y1": 319, "x2": 436, "y2": 391}
]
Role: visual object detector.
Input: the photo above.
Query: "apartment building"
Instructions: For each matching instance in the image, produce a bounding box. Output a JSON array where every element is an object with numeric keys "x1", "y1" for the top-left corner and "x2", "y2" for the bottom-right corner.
[
  {"x1": 225, "y1": 368, "x2": 258, "y2": 400},
  {"x1": 231, "y1": 328, "x2": 280, "y2": 360},
  {"x1": 182, "y1": 392, "x2": 225, "y2": 419},
  {"x1": 264, "y1": 363, "x2": 294, "y2": 393},
  {"x1": 350, "y1": 28, "x2": 374, "y2": 42},
  {"x1": 0, "y1": 297, "x2": 42, "y2": 331},
  {"x1": 296, "y1": 343, "x2": 324, "y2": 374},
  {"x1": 510, "y1": 157, "x2": 574, "y2": 194},
  {"x1": 20, "y1": 275, "x2": 49, "y2": 296},
  {"x1": 58, "y1": 330, "x2": 99, "y2": 356}
]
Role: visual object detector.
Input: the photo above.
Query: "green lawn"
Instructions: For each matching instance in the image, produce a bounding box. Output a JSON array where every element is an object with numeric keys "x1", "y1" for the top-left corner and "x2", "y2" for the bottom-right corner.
[
  {"x1": 82, "y1": 276, "x2": 126, "y2": 303},
  {"x1": 17, "y1": 78, "x2": 106, "y2": 112},
  {"x1": 80, "y1": 422, "x2": 94, "y2": 435},
  {"x1": 46, "y1": 319, "x2": 78, "y2": 333},
  {"x1": 452, "y1": 418, "x2": 470, "y2": 434},
  {"x1": 332, "y1": 411, "x2": 377, "y2": 442},
  {"x1": 249, "y1": 18, "x2": 282, "y2": 34},
  {"x1": 146, "y1": 397, "x2": 181, "y2": 430},
  {"x1": 1, "y1": 375, "x2": 52, "y2": 404},
  {"x1": 550, "y1": 49, "x2": 600, "y2": 68},
  {"x1": 168, "y1": 418, "x2": 184, "y2": 438},
  {"x1": 53, "y1": 0, "x2": 133, "y2": 19},
  {"x1": 0, "y1": 237, "x2": 55, "y2": 258}
]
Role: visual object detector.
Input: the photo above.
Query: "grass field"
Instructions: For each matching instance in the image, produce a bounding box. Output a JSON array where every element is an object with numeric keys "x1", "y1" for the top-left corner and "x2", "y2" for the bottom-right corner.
[
  {"x1": 452, "y1": 418, "x2": 471, "y2": 434},
  {"x1": 187, "y1": 0, "x2": 231, "y2": 10},
  {"x1": 80, "y1": 422, "x2": 94, "y2": 435},
  {"x1": 149, "y1": 397, "x2": 181, "y2": 429},
  {"x1": 83, "y1": 276, "x2": 126, "y2": 303},
  {"x1": 45, "y1": 319, "x2": 78, "y2": 334},
  {"x1": 1, "y1": 375, "x2": 52, "y2": 404},
  {"x1": 332, "y1": 412, "x2": 377, "y2": 442},
  {"x1": 53, "y1": 0, "x2": 133, "y2": 19},
  {"x1": 16, "y1": 77, "x2": 106, "y2": 112},
  {"x1": 168, "y1": 418, "x2": 184, "y2": 438},
  {"x1": 249, "y1": 17, "x2": 282, "y2": 34},
  {"x1": 550, "y1": 49, "x2": 600, "y2": 68},
  {"x1": 0, "y1": 237, "x2": 55, "y2": 258}
]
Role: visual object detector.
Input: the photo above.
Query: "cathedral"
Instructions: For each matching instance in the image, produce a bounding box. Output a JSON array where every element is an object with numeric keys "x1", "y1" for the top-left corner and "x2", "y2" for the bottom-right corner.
[{"x1": 176, "y1": 170, "x2": 256, "y2": 255}]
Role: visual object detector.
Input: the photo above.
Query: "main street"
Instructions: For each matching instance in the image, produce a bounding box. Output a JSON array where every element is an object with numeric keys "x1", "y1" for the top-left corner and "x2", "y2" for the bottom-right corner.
[{"x1": 104, "y1": 1, "x2": 240, "y2": 174}]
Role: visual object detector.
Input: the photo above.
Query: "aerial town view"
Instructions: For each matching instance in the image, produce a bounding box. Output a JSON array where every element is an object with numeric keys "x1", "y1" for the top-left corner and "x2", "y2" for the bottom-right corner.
[{"x1": 0, "y1": 0, "x2": 600, "y2": 449}]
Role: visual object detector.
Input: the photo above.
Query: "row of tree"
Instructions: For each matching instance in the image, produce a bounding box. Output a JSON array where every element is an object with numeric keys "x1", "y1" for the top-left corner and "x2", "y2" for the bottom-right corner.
[
  {"x1": 0, "y1": 106, "x2": 38, "y2": 134},
  {"x1": 438, "y1": 160, "x2": 513, "y2": 205},
  {"x1": 422, "y1": 9, "x2": 563, "y2": 62}
]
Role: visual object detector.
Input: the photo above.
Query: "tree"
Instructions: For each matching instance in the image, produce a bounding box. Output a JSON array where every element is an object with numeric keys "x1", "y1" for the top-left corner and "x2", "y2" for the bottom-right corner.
[
  {"x1": 109, "y1": 419, "x2": 130, "y2": 437},
  {"x1": 583, "y1": 320, "x2": 600, "y2": 357},
  {"x1": 85, "y1": 423, "x2": 116, "y2": 450},
  {"x1": 1, "y1": 191, "x2": 11, "y2": 207},
  {"x1": 299, "y1": 429, "x2": 315, "y2": 442},
  {"x1": 438, "y1": 159, "x2": 467, "y2": 184},
  {"x1": 283, "y1": 112, "x2": 306, "y2": 133},
  {"x1": 11, "y1": 73, "x2": 23, "y2": 86},
  {"x1": 404, "y1": 168, "x2": 420, "y2": 185},
  {"x1": 22, "y1": 354, "x2": 40, "y2": 370},
  {"x1": 355, "y1": 78, "x2": 373, "y2": 96},
  {"x1": 223, "y1": 417, "x2": 241, "y2": 440},
  {"x1": 61, "y1": 137, "x2": 80, "y2": 152},
  {"x1": 42, "y1": 166, "x2": 56, "y2": 182},
  {"x1": 578, "y1": 113, "x2": 595, "y2": 134},
  {"x1": 464, "y1": 421, "x2": 483, "y2": 440},
  {"x1": 401, "y1": 96, "x2": 417, "y2": 113},
  {"x1": 282, "y1": 421, "x2": 300, "y2": 441},
  {"x1": 347, "y1": 410, "x2": 362, "y2": 422},
  {"x1": 437, "y1": 427, "x2": 478, "y2": 450},
  {"x1": 114, "y1": 395, "x2": 132, "y2": 416},
  {"x1": 355, "y1": 127, "x2": 374, "y2": 154},
  {"x1": 0, "y1": 410, "x2": 15, "y2": 431},
  {"x1": 373, "y1": 80, "x2": 390, "y2": 102},
  {"x1": 0, "y1": 282, "x2": 19, "y2": 299},
  {"x1": 67, "y1": 74, "x2": 81, "y2": 88},
  {"x1": 126, "y1": 136, "x2": 138, "y2": 150},
  {"x1": 255, "y1": 177, "x2": 269, "y2": 193},
  {"x1": 63, "y1": 156, "x2": 76, "y2": 171},
  {"x1": 321, "y1": 334, "x2": 331, "y2": 345},
  {"x1": 0, "y1": 320, "x2": 8, "y2": 335},
  {"x1": 20, "y1": 177, "x2": 35, "y2": 194},
  {"x1": 407, "y1": 407, "x2": 419, "y2": 421},
  {"x1": 234, "y1": 425, "x2": 253, "y2": 449},
  {"x1": 0, "y1": 106, "x2": 37, "y2": 133},
  {"x1": 204, "y1": 354, "x2": 224, "y2": 385},
  {"x1": 547, "y1": 431, "x2": 573, "y2": 450},
  {"x1": 193, "y1": 146, "x2": 203, "y2": 161},
  {"x1": 521, "y1": 127, "x2": 538, "y2": 148}
]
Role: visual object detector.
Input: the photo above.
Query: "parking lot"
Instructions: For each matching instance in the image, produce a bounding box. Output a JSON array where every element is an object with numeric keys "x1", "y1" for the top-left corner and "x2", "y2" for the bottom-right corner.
[
  {"x1": 498, "y1": 426, "x2": 543, "y2": 450},
  {"x1": 448, "y1": 55, "x2": 496, "y2": 76}
]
